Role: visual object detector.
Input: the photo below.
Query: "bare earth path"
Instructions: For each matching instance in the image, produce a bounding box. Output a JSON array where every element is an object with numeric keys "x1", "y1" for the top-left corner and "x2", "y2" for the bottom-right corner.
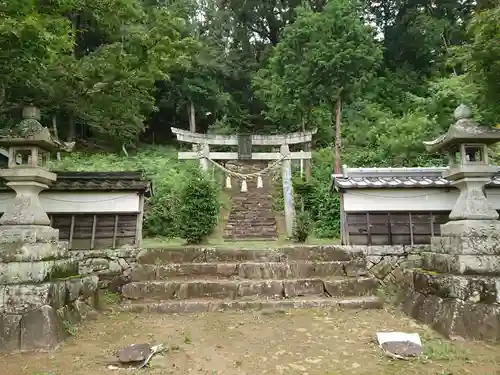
[{"x1": 2, "y1": 308, "x2": 499, "y2": 375}]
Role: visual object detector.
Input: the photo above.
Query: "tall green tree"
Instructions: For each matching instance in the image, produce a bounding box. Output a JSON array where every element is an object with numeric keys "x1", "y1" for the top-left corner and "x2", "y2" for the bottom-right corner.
[
  {"x1": 464, "y1": 5, "x2": 500, "y2": 124},
  {"x1": 254, "y1": 0, "x2": 382, "y2": 171}
]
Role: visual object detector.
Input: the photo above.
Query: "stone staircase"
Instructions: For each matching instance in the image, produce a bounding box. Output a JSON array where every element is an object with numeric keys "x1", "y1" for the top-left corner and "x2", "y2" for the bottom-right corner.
[
  {"x1": 120, "y1": 246, "x2": 383, "y2": 313},
  {"x1": 223, "y1": 161, "x2": 278, "y2": 240}
]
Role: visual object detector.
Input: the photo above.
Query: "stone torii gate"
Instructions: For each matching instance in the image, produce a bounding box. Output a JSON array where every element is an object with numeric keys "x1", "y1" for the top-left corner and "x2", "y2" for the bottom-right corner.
[{"x1": 171, "y1": 127, "x2": 316, "y2": 237}]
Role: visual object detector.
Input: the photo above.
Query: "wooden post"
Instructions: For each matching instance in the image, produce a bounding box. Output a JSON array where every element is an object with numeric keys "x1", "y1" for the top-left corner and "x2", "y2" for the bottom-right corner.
[
  {"x1": 409, "y1": 212, "x2": 414, "y2": 245},
  {"x1": 135, "y1": 194, "x2": 145, "y2": 245},
  {"x1": 112, "y1": 215, "x2": 119, "y2": 248},
  {"x1": 366, "y1": 213, "x2": 372, "y2": 245},
  {"x1": 430, "y1": 212, "x2": 435, "y2": 237},
  {"x1": 69, "y1": 215, "x2": 75, "y2": 250},
  {"x1": 339, "y1": 193, "x2": 349, "y2": 245},
  {"x1": 91, "y1": 214, "x2": 97, "y2": 249},
  {"x1": 387, "y1": 213, "x2": 393, "y2": 245},
  {"x1": 281, "y1": 144, "x2": 295, "y2": 237}
]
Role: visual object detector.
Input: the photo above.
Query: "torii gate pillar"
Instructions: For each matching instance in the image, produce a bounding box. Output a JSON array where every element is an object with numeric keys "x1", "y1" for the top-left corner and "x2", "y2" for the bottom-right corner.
[{"x1": 281, "y1": 144, "x2": 295, "y2": 237}]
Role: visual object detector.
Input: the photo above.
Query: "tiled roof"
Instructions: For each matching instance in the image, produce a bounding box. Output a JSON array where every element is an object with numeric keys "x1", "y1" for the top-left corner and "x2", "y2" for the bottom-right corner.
[
  {"x1": 332, "y1": 166, "x2": 500, "y2": 189},
  {"x1": 0, "y1": 171, "x2": 153, "y2": 195}
]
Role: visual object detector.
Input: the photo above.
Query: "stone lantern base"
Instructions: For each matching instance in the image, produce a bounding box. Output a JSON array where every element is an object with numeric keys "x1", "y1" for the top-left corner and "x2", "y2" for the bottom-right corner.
[
  {"x1": 0, "y1": 226, "x2": 100, "y2": 352},
  {"x1": 403, "y1": 219, "x2": 500, "y2": 341}
]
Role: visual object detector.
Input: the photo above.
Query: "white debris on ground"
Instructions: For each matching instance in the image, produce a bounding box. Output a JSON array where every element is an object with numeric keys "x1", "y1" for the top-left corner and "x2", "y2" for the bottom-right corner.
[
  {"x1": 376, "y1": 332, "x2": 423, "y2": 360},
  {"x1": 108, "y1": 343, "x2": 167, "y2": 370}
]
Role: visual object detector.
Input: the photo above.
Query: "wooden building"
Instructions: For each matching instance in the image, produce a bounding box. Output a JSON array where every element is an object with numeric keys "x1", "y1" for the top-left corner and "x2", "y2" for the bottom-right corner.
[
  {"x1": 332, "y1": 165, "x2": 500, "y2": 245},
  {"x1": 0, "y1": 171, "x2": 152, "y2": 250}
]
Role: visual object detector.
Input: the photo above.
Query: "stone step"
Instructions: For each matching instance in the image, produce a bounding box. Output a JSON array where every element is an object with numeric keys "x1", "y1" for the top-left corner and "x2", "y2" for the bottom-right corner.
[
  {"x1": 226, "y1": 223, "x2": 276, "y2": 226},
  {"x1": 227, "y1": 218, "x2": 274, "y2": 221},
  {"x1": 223, "y1": 237, "x2": 278, "y2": 241},
  {"x1": 130, "y1": 261, "x2": 368, "y2": 281},
  {"x1": 227, "y1": 213, "x2": 276, "y2": 217},
  {"x1": 137, "y1": 247, "x2": 364, "y2": 264},
  {"x1": 121, "y1": 277, "x2": 378, "y2": 300},
  {"x1": 120, "y1": 296, "x2": 383, "y2": 314},
  {"x1": 225, "y1": 222, "x2": 277, "y2": 227},
  {"x1": 226, "y1": 229, "x2": 276, "y2": 232},
  {"x1": 230, "y1": 207, "x2": 274, "y2": 210},
  {"x1": 222, "y1": 237, "x2": 279, "y2": 241},
  {"x1": 224, "y1": 232, "x2": 278, "y2": 237}
]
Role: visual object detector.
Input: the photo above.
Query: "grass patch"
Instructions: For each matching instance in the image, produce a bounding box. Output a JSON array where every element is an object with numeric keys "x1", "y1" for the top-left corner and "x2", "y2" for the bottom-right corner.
[{"x1": 101, "y1": 290, "x2": 121, "y2": 305}]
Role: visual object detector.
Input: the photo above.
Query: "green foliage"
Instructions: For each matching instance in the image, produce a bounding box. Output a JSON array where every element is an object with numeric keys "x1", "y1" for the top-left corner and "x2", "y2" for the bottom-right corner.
[
  {"x1": 52, "y1": 146, "x2": 198, "y2": 238},
  {"x1": 178, "y1": 171, "x2": 219, "y2": 244},
  {"x1": 254, "y1": 0, "x2": 382, "y2": 132},
  {"x1": 291, "y1": 152, "x2": 341, "y2": 239},
  {"x1": 0, "y1": 0, "x2": 196, "y2": 147},
  {"x1": 293, "y1": 208, "x2": 312, "y2": 244},
  {"x1": 464, "y1": 5, "x2": 500, "y2": 124},
  {"x1": 292, "y1": 177, "x2": 314, "y2": 243},
  {"x1": 293, "y1": 177, "x2": 315, "y2": 214}
]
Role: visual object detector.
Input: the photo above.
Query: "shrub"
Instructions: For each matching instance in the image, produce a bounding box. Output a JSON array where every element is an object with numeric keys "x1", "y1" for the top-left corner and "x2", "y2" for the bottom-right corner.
[
  {"x1": 178, "y1": 171, "x2": 219, "y2": 244},
  {"x1": 313, "y1": 187, "x2": 341, "y2": 238},
  {"x1": 293, "y1": 205, "x2": 312, "y2": 243},
  {"x1": 292, "y1": 177, "x2": 314, "y2": 243}
]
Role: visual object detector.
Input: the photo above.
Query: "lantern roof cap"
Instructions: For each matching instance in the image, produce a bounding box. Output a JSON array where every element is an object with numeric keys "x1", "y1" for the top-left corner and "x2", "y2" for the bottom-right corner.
[
  {"x1": 0, "y1": 106, "x2": 74, "y2": 152},
  {"x1": 423, "y1": 104, "x2": 500, "y2": 153}
]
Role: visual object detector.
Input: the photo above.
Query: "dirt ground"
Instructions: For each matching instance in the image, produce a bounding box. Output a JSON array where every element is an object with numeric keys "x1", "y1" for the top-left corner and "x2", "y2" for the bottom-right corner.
[{"x1": 2, "y1": 308, "x2": 500, "y2": 375}]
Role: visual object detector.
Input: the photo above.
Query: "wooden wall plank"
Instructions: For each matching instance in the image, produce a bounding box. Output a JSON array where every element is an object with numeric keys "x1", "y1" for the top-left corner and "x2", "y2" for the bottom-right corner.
[
  {"x1": 346, "y1": 210, "x2": 453, "y2": 246},
  {"x1": 48, "y1": 213, "x2": 139, "y2": 250}
]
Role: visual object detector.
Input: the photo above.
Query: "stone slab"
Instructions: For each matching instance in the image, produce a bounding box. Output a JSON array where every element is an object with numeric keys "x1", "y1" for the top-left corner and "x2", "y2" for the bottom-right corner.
[
  {"x1": 137, "y1": 246, "x2": 364, "y2": 265},
  {"x1": 359, "y1": 245, "x2": 429, "y2": 256},
  {"x1": 0, "y1": 275, "x2": 99, "y2": 314},
  {"x1": 0, "y1": 226, "x2": 59, "y2": 244},
  {"x1": 0, "y1": 241, "x2": 68, "y2": 263},
  {"x1": 421, "y1": 252, "x2": 500, "y2": 275},
  {"x1": 20, "y1": 305, "x2": 67, "y2": 351},
  {"x1": 0, "y1": 314, "x2": 21, "y2": 351},
  {"x1": 0, "y1": 258, "x2": 78, "y2": 284},
  {"x1": 121, "y1": 296, "x2": 383, "y2": 314},
  {"x1": 413, "y1": 270, "x2": 500, "y2": 303},
  {"x1": 122, "y1": 277, "x2": 377, "y2": 301},
  {"x1": 324, "y1": 277, "x2": 379, "y2": 297},
  {"x1": 130, "y1": 261, "x2": 362, "y2": 281},
  {"x1": 137, "y1": 248, "x2": 209, "y2": 264},
  {"x1": 238, "y1": 280, "x2": 284, "y2": 298},
  {"x1": 403, "y1": 290, "x2": 500, "y2": 342},
  {"x1": 279, "y1": 246, "x2": 363, "y2": 262},
  {"x1": 431, "y1": 236, "x2": 500, "y2": 256},
  {"x1": 440, "y1": 220, "x2": 500, "y2": 237}
]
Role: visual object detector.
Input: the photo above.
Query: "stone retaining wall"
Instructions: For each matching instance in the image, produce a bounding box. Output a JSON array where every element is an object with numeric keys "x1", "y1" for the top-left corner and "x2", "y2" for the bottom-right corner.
[
  {"x1": 354, "y1": 245, "x2": 427, "y2": 285},
  {"x1": 71, "y1": 247, "x2": 141, "y2": 291}
]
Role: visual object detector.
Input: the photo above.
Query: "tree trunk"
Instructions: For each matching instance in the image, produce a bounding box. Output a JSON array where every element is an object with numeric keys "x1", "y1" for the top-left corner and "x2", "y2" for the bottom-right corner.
[
  {"x1": 188, "y1": 101, "x2": 197, "y2": 151},
  {"x1": 52, "y1": 116, "x2": 61, "y2": 161},
  {"x1": 334, "y1": 96, "x2": 342, "y2": 174},
  {"x1": 67, "y1": 115, "x2": 76, "y2": 142}
]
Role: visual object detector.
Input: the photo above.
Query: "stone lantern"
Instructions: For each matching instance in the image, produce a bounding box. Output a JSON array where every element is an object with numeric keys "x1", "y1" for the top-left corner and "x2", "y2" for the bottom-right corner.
[
  {"x1": 423, "y1": 104, "x2": 500, "y2": 228},
  {"x1": 403, "y1": 104, "x2": 500, "y2": 341},
  {"x1": 0, "y1": 107, "x2": 96, "y2": 353},
  {"x1": 0, "y1": 106, "x2": 58, "y2": 226}
]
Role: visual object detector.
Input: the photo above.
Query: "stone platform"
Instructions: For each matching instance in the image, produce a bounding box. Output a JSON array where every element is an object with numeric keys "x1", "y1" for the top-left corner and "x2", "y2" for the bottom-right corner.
[
  {"x1": 0, "y1": 226, "x2": 99, "y2": 352},
  {"x1": 403, "y1": 224, "x2": 500, "y2": 341},
  {"x1": 120, "y1": 246, "x2": 383, "y2": 313}
]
